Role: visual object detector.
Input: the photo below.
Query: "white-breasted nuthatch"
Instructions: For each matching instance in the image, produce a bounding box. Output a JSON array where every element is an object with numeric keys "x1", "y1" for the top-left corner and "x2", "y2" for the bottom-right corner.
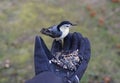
[{"x1": 40, "y1": 21, "x2": 76, "y2": 40}]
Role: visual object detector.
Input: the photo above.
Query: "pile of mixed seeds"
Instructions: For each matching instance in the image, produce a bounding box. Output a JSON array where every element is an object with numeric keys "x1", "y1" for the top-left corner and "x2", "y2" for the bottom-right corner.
[{"x1": 51, "y1": 49, "x2": 82, "y2": 71}]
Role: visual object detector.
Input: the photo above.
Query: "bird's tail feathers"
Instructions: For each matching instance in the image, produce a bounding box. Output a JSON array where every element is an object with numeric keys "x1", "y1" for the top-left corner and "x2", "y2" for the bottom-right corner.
[{"x1": 40, "y1": 28, "x2": 53, "y2": 37}]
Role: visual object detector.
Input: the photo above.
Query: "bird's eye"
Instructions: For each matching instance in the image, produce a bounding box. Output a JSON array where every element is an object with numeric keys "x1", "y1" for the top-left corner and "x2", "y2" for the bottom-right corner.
[{"x1": 66, "y1": 25, "x2": 69, "y2": 27}]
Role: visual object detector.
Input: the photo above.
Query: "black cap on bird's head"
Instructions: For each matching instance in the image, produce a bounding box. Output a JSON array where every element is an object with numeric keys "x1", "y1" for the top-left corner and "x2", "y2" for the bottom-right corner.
[{"x1": 57, "y1": 21, "x2": 77, "y2": 28}]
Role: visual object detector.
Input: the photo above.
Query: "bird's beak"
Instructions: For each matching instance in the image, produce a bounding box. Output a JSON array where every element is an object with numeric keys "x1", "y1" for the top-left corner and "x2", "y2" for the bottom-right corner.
[{"x1": 72, "y1": 23, "x2": 77, "y2": 26}]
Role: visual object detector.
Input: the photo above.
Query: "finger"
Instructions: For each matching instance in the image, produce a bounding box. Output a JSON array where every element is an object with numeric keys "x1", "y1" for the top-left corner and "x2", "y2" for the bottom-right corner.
[
  {"x1": 77, "y1": 33, "x2": 85, "y2": 56},
  {"x1": 51, "y1": 40, "x2": 62, "y2": 55},
  {"x1": 70, "y1": 32, "x2": 79, "y2": 51},
  {"x1": 63, "y1": 33, "x2": 72, "y2": 51},
  {"x1": 40, "y1": 37, "x2": 53, "y2": 59},
  {"x1": 83, "y1": 38, "x2": 91, "y2": 63},
  {"x1": 34, "y1": 36, "x2": 50, "y2": 75},
  {"x1": 73, "y1": 38, "x2": 91, "y2": 79},
  {"x1": 34, "y1": 36, "x2": 48, "y2": 60}
]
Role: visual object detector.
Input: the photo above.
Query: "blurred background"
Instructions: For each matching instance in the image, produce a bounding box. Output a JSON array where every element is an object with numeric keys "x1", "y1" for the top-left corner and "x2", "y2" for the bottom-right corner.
[{"x1": 0, "y1": 0, "x2": 120, "y2": 83}]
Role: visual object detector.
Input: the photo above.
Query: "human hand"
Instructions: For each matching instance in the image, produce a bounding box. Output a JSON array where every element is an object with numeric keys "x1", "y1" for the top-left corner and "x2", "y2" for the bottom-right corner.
[{"x1": 25, "y1": 32, "x2": 91, "y2": 83}]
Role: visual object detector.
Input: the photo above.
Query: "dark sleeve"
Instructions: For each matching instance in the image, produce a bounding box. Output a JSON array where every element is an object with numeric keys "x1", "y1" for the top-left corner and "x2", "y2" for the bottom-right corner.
[{"x1": 25, "y1": 72, "x2": 64, "y2": 83}]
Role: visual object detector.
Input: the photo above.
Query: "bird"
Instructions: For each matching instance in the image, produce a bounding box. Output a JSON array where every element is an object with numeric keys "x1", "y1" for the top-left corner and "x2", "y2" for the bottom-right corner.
[{"x1": 40, "y1": 21, "x2": 76, "y2": 40}]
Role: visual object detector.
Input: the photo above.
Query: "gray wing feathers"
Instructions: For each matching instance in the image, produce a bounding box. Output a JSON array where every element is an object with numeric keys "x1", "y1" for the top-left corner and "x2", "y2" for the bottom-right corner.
[{"x1": 41, "y1": 25, "x2": 62, "y2": 38}]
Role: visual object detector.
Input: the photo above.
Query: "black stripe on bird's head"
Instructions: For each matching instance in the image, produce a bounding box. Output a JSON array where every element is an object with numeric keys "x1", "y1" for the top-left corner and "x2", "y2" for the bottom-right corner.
[
  {"x1": 57, "y1": 21, "x2": 77, "y2": 31},
  {"x1": 58, "y1": 21, "x2": 77, "y2": 27}
]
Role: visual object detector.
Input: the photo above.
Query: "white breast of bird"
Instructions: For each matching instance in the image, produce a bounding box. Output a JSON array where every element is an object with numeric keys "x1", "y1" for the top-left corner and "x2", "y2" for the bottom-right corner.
[{"x1": 57, "y1": 26, "x2": 69, "y2": 40}]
